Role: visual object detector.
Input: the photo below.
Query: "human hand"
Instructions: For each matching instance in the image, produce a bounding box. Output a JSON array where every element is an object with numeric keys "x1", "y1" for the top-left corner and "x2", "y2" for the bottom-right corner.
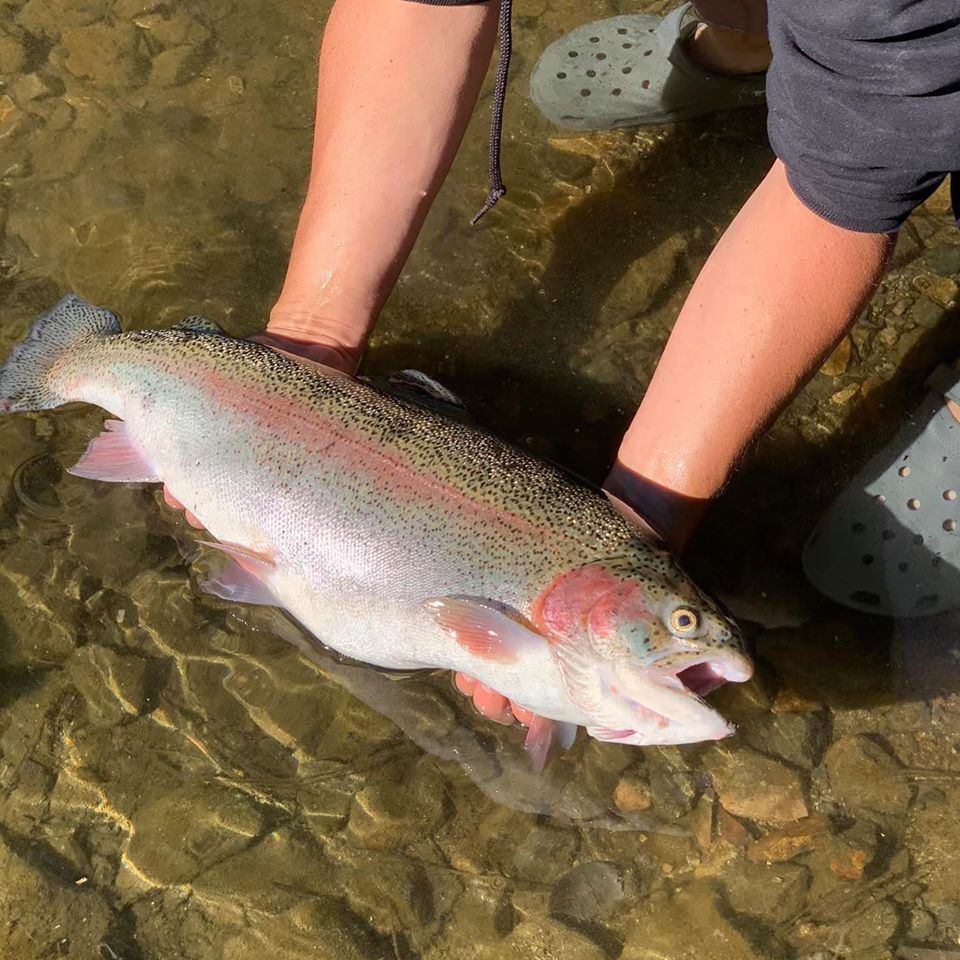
[{"x1": 251, "y1": 329, "x2": 360, "y2": 374}]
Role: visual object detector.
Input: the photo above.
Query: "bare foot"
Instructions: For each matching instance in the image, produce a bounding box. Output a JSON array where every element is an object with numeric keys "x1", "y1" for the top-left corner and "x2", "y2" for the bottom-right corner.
[{"x1": 685, "y1": 23, "x2": 771, "y2": 76}]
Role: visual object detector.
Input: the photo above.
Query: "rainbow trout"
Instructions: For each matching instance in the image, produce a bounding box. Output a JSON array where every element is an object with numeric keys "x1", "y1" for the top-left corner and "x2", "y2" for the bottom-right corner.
[{"x1": 0, "y1": 296, "x2": 752, "y2": 767}]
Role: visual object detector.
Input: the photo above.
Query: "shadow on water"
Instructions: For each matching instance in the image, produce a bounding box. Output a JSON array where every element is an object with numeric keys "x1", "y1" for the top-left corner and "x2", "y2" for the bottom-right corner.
[{"x1": 368, "y1": 107, "x2": 773, "y2": 481}]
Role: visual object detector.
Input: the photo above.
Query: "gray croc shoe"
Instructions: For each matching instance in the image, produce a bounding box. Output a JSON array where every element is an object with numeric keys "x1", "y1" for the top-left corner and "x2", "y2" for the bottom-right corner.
[
  {"x1": 803, "y1": 365, "x2": 960, "y2": 618},
  {"x1": 529, "y1": 4, "x2": 765, "y2": 131}
]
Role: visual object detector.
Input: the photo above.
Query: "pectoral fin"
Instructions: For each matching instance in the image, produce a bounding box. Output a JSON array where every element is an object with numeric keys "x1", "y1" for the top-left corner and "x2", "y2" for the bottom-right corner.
[{"x1": 424, "y1": 597, "x2": 544, "y2": 663}]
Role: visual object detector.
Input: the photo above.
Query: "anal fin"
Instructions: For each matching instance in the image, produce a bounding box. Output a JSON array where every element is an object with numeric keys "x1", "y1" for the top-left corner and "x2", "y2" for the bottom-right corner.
[
  {"x1": 197, "y1": 540, "x2": 278, "y2": 607},
  {"x1": 67, "y1": 420, "x2": 160, "y2": 483},
  {"x1": 200, "y1": 559, "x2": 278, "y2": 606}
]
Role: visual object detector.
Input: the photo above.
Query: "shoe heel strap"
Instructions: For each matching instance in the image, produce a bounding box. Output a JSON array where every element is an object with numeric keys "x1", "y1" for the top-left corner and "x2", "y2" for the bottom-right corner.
[{"x1": 926, "y1": 364, "x2": 960, "y2": 405}]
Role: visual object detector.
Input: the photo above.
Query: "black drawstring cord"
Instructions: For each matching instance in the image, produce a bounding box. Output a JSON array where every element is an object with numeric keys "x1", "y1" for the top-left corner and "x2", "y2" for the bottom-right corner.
[{"x1": 471, "y1": 0, "x2": 512, "y2": 224}]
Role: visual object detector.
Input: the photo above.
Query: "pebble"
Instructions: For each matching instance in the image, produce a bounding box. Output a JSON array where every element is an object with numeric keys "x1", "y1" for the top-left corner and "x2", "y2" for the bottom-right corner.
[
  {"x1": 0, "y1": 94, "x2": 28, "y2": 141},
  {"x1": 705, "y1": 745, "x2": 809, "y2": 822},
  {"x1": 150, "y1": 45, "x2": 206, "y2": 87},
  {"x1": 831, "y1": 383, "x2": 860, "y2": 406},
  {"x1": 134, "y1": 10, "x2": 210, "y2": 47},
  {"x1": 747, "y1": 815, "x2": 830, "y2": 863},
  {"x1": 645, "y1": 747, "x2": 699, "y2": 819},
  {"x1": 824, "y1": 735, "x2": 912, "y2": 816},
  {"x1": 613, "y1": 772, "x2": 653, "y2": 813},
  {"x1": 496, "y1": 919, "x2": 607, "y2": 960},
  {"x1": 716, "y1": 808, "x2": 750, "y2": 848},
  {"x1": 913, "y1": 273, "x2": 959, "y2": 309},
  {"x1": 820, "y1": 336, "x2": 852, "y2": 377},
  {"x1": 771, "y1": 688, "x2": 822, "y2": 715},
  {"x1": 740, "y1": 712, "x2": 821, "y2": 768},
  {"x1": 843, "y1": 900, "x2": 900, "y2": 953},
  {"x1": 11, "y1": 72, "x2": 55, "y2": 105}
]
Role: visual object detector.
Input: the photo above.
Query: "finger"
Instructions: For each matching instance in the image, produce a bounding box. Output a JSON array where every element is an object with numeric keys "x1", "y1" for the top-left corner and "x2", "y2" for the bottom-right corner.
[
  {"x1": 472, "y1": 683, "x2": 514, "y2": 725},
  {"x1": 455, "y1": 673, "x2": 477, "y2": 696},
  {"x1": 510, "y1": 704, "x2": 536, "y2": 727}
]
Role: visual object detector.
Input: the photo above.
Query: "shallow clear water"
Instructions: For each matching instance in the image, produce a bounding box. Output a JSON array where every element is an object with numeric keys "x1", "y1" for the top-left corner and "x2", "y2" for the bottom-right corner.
[{"x1": 2, "y1": 1, "x2": 960, "y2": 958}]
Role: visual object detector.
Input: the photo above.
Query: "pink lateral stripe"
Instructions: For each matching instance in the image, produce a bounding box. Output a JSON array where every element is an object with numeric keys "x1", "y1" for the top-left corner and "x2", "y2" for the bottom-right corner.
[{"x1": 167, "y1": 359, "x2": 570, "y2": 544}]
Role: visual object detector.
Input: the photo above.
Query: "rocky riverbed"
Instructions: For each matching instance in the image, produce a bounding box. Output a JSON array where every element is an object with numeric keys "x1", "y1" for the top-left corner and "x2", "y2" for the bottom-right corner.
[{"x1": 2, "y1": 0, "x2": 960, "y2": 958}]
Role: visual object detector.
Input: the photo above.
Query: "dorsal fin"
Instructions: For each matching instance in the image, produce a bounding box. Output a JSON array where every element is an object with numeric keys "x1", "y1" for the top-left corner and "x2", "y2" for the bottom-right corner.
[
  {"x1": 171, "y1": 315, "x2": 225, "y2": 336},
  {"x1": 387, "y1": 369, "x2": 467, "y2": 412}
]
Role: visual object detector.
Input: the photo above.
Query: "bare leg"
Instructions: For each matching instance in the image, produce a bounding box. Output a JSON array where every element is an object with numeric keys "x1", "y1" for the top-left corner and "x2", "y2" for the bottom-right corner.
[
  {"x1": 688, "y1": 0, "x2": 770, "y2": 75},
  {"x1": 608, "y1": 160, "x2": 896, "y2": 551},
  {"x1": 266, "y1": 0, "x2": 499, "y2": 368}
]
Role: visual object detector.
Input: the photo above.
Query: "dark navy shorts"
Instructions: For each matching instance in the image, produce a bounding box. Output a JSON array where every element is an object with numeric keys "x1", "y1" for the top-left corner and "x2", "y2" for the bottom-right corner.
[{"x1": 767, "y1": 0, "x2": 960, "y2": 234}]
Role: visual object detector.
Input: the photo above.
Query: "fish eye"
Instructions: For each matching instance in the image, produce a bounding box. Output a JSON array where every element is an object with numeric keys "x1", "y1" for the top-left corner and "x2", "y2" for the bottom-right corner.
[{"x1": 669, "y1": 607, "x2": 700, "y2": 636}]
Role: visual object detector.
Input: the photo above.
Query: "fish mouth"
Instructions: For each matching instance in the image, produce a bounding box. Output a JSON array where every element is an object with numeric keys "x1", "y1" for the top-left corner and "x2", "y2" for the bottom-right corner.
[
  {"x1": 672, "y1": 651, "x2": 754, "y2": 698},
  {"x1": 592, "y1": 652, "x2": 753, "y2": 745}
]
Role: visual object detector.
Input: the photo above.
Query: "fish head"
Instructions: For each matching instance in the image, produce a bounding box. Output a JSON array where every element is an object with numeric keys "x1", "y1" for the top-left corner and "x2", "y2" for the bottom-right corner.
[{"x1": 534, "y1": 550, "x2": 753, "y2": 746}]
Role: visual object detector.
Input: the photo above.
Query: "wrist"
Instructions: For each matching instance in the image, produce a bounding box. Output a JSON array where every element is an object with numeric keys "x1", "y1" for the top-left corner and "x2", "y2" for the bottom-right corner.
[
  {"x1": 603, "y1": 460, "x2": 710, "y2": 554},
  {"x1": 266, "y1": 304, "x2": 368, "y2": 372}
]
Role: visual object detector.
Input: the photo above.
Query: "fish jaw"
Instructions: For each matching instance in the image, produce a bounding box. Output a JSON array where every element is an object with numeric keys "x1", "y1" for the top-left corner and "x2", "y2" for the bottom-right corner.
[
  {"x1": 578, "y1": 648, "x2": 753, "y2": 746},
  {"x1": 613, "y1": 659, "x2": 736, "y2": 743}
]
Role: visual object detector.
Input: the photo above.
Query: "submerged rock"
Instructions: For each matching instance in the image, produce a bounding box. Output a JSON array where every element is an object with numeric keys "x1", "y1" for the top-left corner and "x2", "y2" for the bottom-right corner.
[
  {"x1": 346, "y1": 756, "x2": 446, "y2": 850},
  {"x1": 723, "y1": 860, "x2": 810, "y2": 925},
  {"x1": 0, "y1": 831, "x2": 113, "y2": 958},
  {"x1": 746, "y1": 815, "x2": 830, "y2": 863},
  {"x1": 221, "y1": 899, "x2": 384, "y2": 960},
  {"x1": 622, "y1": 885, "x2": 762, "y2": 960},
  {"x1": 704, "y1": 745, "x2": 809, "y2": 822},
  {"x1": 612, "y1": 772, "x2": 653, "y2": 813},
  {"x1": 0, "y1": 28, "x2": 27, "y2": 75},
  {"x1": 824, "y1": 735, "x2": 912, "y2": 816},
  {"x1": 124, "y1": 782, "x2": 265, "y2": 885},
  {"x1": 497, "y1": 919, "x2": 607, "y2": 960},
  {"x1": 908, "y1": 786, "x2": 960, "y2": 905},
  {"x1": 550, "y1": 861, "x2": 625, "y2": 924},
  {"x1": 60, "y1": 22, "x2": 144, "y2": 89}
]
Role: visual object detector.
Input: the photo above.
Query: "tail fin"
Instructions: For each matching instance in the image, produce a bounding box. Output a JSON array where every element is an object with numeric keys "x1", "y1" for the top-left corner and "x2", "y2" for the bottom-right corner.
[{"x1": 0, "y1": 295, "x2": 121, "y2": 412}]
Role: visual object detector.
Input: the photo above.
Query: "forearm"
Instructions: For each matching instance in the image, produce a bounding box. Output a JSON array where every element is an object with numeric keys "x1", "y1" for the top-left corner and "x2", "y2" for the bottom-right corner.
[
  {"x1": 269, "y1": 0, "x2": 499, "y2": 360},
  {"x1": 609, "y1": 160, "x2": 895, "y2": 550}
]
